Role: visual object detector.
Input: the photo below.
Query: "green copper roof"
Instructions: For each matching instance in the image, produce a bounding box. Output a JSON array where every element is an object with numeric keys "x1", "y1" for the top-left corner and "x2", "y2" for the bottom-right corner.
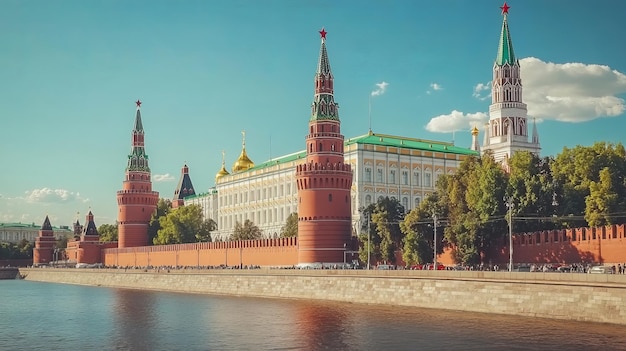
[
  {"x1": 232, "y1": 132, "x2": 477, "y2": 174},
  {"x1": 496, "y1": 16, "x2": 516, "y2": 66},
  {"x1": 345, "y1": 133, "x2": 479, "y2": 156},
  {"x1": 134, "y1": 109, "x2": 144, "y2": 131}
]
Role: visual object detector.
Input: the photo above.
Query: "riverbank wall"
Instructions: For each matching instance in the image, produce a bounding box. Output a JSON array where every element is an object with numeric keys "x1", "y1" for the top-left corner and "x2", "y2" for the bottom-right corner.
[{"x1": 20, "y1": 268, "x2": 626, "y2": 325}]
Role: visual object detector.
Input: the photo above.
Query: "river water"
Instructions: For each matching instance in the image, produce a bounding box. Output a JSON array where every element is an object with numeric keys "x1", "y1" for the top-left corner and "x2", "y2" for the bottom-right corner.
[{"x1": 1, "y1": 280, "x2": 625, "y2": 351}]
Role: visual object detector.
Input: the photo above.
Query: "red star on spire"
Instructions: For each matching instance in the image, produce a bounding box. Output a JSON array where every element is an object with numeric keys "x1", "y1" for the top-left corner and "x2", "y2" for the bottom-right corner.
[
  {"x1": 500, "y1": 2, "x2": 510, "y2": 15},
  {"x1": 319, "y1": 27, "x2": 327, "y2": 39},
  {"x1": 135, "y1": 99, "x2": 142, "y2": 108}
]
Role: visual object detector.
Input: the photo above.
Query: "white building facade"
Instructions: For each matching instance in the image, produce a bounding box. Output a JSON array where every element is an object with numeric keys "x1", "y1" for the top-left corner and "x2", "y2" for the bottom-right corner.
[{"x1": 186, "y1": 132, "x2": 477, "y2": 241}]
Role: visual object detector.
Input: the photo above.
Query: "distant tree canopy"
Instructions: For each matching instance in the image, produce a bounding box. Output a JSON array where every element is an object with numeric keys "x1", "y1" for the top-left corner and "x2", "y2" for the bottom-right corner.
[
  {"x1": 280, "y1": 212, "x2": 298, "y2": 238},
  {"x1": 153, "y1": 204, "x2": 215, "y2": 245},
  {"x1": 149, "y1": 198, "x2": 172, "y2": 245},
  {"x1": 230, "y1": 220, "x2": 262, "y2": 241},
  {"x1": 98, "y1": 223, "x2": 118, "y2": 242},
  {"x1": 358, "y1": 197, "x2": 405, "y2": 264},
  {"x1": 0, "y1": 240, "x2": 33, "y2": 259}
]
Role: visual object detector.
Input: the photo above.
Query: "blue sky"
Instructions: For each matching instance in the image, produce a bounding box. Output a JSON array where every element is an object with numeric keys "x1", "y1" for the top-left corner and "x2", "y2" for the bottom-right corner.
[{"x1": 1, "y1": 0, "x2": 625, "y2": 227}]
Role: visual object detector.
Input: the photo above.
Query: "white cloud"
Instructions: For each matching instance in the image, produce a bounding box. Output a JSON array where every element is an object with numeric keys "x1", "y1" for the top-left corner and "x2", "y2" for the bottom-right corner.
[
  {"x1": 520, "y1": 57, "x2": 626, "y2": 122},
  {"x1": 425, "y1": 110, "x2": 488, "y2": 133},
  {"x1": 472, "y1": 58, "x2": 626, "y2": 122},
  {"x1": 430, "y1": 83, "x2": 443, "y2": 91},
  {"x1": 371, "y1": 81, "x2": 389, "y2": 96},
  {"x1": 154, "y1": 173, "x2": 175, "y2": 182},
  {"x1": 473, "y1": 82, "x2": 491, "y2": 100},
  {"x1": 24, "y1": 188, "x2": 88, "y2": 203}
]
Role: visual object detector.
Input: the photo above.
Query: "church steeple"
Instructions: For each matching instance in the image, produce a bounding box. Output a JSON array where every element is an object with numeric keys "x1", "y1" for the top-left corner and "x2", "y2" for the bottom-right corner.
[
  {"x1": 310, "y1": 27, "x2": 339, "y2": 121},
  {"x1": 127, "y1": 100, "x2": 150, "y2": 172}
]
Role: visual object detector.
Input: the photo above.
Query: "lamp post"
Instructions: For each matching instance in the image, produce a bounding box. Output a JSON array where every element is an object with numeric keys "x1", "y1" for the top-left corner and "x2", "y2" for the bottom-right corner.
[
  {"x1": 505, "y1": 197, "x2": 515, "y2": 272},
  {"x1": 432, "y1": 214, "x2": 438, "y2": 270},
  {"x1": 367, "y1": 213, "x2": 371, "y2": 270}
]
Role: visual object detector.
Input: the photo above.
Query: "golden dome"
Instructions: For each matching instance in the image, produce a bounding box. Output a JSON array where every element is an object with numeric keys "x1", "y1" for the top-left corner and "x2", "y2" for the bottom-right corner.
[
  {"x1": 471, "y1": 125, "x2": 479, "y2": 136},
  {"x1": 232, "y1": 148, "x2": 254, "y2": 172},
  {"x1": 215, "y1": 164, "x2": 230, "y2": 182},
  {"x1": 215, "y1": 150, "x2": 231, "y2": 182},
  {"x1": 231, "y1": 130, "x2": 255, "y2": 173}
]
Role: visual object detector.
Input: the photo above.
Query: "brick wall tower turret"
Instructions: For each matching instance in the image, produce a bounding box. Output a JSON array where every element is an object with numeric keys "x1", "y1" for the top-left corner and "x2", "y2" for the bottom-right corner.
[
  {"x1": 117, "y1": 100, "x2": 159, "y2": 248},
  {"x1": 81, "y1": 210, "x2": 100, "y2": 242},
  {"x1": 33, "y1": 215, "x2": 55, "y2": 265},
  {"x1": 172, "y1": 164, "x2": 195, "y2": 208},
  {"x1": 295, "y1": 28, "x2": 353, "y2": 266}
]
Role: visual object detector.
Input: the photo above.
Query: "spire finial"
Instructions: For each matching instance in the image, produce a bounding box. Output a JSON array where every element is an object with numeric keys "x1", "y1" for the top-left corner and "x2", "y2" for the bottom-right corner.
[
  {"x1": 241, "y1": 130, "x2": 246, "y2": 149},
  {"x1": 500, "y1": 2, "x2": 510, "y2": 15},
  {"x1": 221, "y1": 150, "x2": 226, "y2": 165},
  {"x1": 135, "y1": 99, "x2": 142, "y2": 108},
  {"x1": 319, "y1": 27, "x2": 327, "y2": 40}
]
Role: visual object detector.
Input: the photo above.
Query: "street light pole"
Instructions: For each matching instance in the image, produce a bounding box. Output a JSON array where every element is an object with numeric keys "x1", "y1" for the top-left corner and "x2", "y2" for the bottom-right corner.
[
  {"x1": 505, "y1": 197, "x2": 515, "y2": 272},
  {"x1": 433, "y1": 214, "x2": 437, "y2": 270},
  {"x1": 367, "y1": 213, "x2": 371, "y2": 270}
]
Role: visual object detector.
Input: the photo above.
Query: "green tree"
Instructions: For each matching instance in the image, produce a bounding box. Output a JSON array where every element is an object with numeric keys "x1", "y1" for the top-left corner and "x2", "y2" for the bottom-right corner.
[
  {"x1": 280, "y1": 212, "x2": 298, "y2": 238},
  {"x1": 507, "y1": 153, "x2": 558, "y2": 232},
  {"x1": 359, "y1": 197, "x2": 405, "y2": 264},
  {"x1": 551, "y1": 142, "x2": 626, "y2": 226},
  {"x1": 585, "y1": 167, "x2": 620, "y2": 227},
  {"x1": 149, "y1": 198, "x2": 172, "y2": 245},
  {"x1": 153, "y1": 204, "x2": 213, "y2": 245},
  {"x1": 230, "y1": 219, "x2": 262, "y2": 241},
  {"x1": 400, "y1": 194, "x2": 443, "y2": 265},
  {"x1": 195, "y1": 218, "x2": 216, "y2": 242},
  {"x1": 98, "y1": 223, "x2": 119, "y2": 242}
]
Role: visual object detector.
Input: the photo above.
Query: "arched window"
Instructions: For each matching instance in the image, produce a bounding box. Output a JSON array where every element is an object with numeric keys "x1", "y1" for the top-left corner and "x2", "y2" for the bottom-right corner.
[
  {"x1": 365, "y1": 195, "x2": 372, "y2": 206},
  {"x1": 328, "y1": 193, "x2": 333, "y2": 202},
  {"x1": 319, "y1": 143, "x2": 323, "y2": 151}
]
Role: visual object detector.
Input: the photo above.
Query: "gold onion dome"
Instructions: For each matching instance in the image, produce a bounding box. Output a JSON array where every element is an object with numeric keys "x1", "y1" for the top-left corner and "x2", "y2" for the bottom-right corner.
[
  {"x1": 232, "y1": 149, "x2": 254, "y2": 172},
  {"x1": 215, "y1": 164, "x2": 230, "y2": 182},
  {"x1": 471, "y1": 125, "x2": 479, "y2": 136},
  {"x1": 215, "y1": 150, "x2": 230, "y2": 182},
  {"x1": 232, "y1": 130, "x2": 255, "y2": 173}
]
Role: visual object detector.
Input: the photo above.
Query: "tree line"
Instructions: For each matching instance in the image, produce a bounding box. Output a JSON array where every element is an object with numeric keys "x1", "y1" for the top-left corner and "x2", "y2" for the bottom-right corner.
[{"x1": 359, "y1": 142, "x2": 626, "y2": 266}]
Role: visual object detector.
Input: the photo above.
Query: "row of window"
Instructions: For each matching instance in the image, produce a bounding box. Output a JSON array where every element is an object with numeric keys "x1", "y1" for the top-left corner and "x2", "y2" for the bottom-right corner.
[
  {"x1": 363, "y1": 168, "x2": 435, "y2": 187},
  {"x1": 221, "y1": 184, "x2": 294, "y2": 206},
  {"x1": 220, "y1": 205, "x2": 296, "y2": 230}
]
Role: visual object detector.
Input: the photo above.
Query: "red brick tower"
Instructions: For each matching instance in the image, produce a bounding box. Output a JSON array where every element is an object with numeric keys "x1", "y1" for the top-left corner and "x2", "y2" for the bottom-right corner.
[
  {"x1": 33, "y1": 215, "x2": 55, "y2": 265},
  {"x1": 295, "y1": 28, "x2": 353, "y2": 266},
  {"x1": 117, "y1": 100, "x2": 159, "y2": 248},
  {"x1": 172, "y1": 164, "x2": 196, "y2": 209}
]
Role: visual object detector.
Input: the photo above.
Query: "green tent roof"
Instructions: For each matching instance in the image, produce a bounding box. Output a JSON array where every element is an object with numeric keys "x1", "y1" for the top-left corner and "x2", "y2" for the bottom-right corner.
[{"x1": 496, "y1": 16, "x2": 516, "y2": 66}]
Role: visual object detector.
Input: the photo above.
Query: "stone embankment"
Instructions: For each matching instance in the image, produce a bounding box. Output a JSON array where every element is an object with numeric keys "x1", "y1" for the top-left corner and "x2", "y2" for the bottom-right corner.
[
  {"x1": 20, "y1": 268, "x2": 626, "y2": 325},
  {"x1": 0, "y1": 267, "x2": 19, "y2": 279}
]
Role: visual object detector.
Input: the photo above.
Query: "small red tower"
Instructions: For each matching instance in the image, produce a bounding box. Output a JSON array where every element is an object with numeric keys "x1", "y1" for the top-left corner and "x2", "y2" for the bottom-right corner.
[
  {"x1": 172, "y1": 164, "x2": 196, "y2": 209},
  {"x1": 295, "y1": 28, "x2": 353, "y2": 266},
  {"x1": 33, "y1": 215, "x2": 55, "y2": 266},
  {"x1": 117, "y1": 100, "x2": 159, "y2": 248}
]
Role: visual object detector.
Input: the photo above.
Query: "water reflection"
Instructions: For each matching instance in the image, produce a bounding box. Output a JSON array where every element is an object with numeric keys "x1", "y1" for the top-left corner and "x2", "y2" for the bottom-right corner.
[
  {"x1": 295, "y1": 301, "x2": 352, "y2": 350},
  {"x1": 112, "y1": 288, "x2": 159, "y2": 351},
  {"x1": 4, "y1": 281, "x2": 626, "y2": 351}
]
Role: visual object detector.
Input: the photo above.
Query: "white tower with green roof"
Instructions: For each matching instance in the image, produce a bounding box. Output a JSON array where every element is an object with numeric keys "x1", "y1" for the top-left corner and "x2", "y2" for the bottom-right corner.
[{"x1": 481, "y1": 2, "x2": 540, "y2": 164}]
